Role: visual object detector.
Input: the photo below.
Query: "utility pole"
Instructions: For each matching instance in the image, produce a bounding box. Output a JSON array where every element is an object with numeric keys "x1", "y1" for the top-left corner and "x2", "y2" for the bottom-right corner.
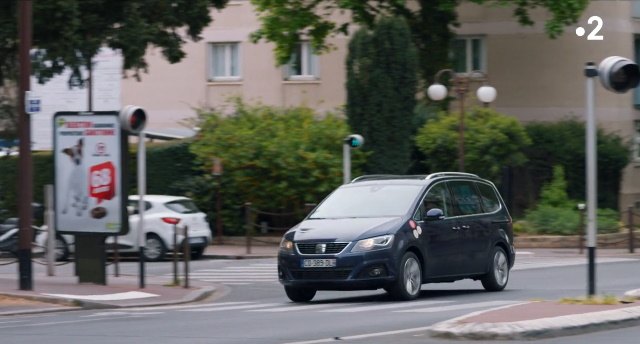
[{"x1": 17, "y1": 0, "x2": 33, "y2": 291}]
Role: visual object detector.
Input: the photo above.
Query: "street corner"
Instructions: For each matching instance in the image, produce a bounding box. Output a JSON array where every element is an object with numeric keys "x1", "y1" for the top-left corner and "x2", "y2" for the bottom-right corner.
[
  {"x1": 428, "y1": 300, "x2": 640, "y2": 341},
  {"x1": 0, "y1": 293, "x2": 81, "y2": 316}
]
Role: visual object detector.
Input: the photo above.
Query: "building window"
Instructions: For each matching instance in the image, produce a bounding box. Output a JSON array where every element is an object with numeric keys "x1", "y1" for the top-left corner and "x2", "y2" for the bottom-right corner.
[
  {"x1": 451, "y1": 37, "x2": 485, "y2": 73},
  {"x1": 634, "y1": 0, "x2": 640, "y2": 18},
  {"x1": 209, "y1": 43, "x2": 240, "y2": 81},
  {"x1": 284, "y1": 42, "x2": 319, "y2": 80}
]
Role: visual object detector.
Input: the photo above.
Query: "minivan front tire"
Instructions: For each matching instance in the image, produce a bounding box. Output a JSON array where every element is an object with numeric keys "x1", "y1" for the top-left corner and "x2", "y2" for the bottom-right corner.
[
  {"x1": 284, "y1": 286, "x2": 316, "y2": 302},
  {"x1": 481, "y1": 246, "x2": 509, "y2": 292},
  {"x1": 387, "y1": 251, "x2": 422, "y2": 301}
]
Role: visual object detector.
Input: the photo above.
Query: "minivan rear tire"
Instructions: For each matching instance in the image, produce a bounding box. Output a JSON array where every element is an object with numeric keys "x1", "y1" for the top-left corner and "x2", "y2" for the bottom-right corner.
[
  {"x1": 481, "y1": 246, "x2": 509, "y2": 292},
  {"x1": 284, "y1": 286, "x2": 316, "y2": 302},
  {"x1": 387, "y1": 251, "x2": 422, "y2": 301}
]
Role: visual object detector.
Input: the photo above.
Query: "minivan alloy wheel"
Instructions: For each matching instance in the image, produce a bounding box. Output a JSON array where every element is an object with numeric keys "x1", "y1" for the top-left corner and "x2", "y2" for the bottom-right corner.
[
  {"x1": 387, "y1": 251, "x2": 422, "y2": 300},
  {"x1": 481, "y1": 246, "x2": 509, "y2": 291},
  {"x1": 404, "y1": 257, "x2": 421, "y2": 296}
]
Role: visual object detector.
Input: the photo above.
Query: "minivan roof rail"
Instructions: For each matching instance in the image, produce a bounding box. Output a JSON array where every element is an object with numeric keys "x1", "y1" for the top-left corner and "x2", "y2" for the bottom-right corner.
[
  {"x1": 350, "y1": 175, "x2": 428, "y2": 183},
  {"x1": 425, "y1": 172, "x2": 479, "y2": 179}
]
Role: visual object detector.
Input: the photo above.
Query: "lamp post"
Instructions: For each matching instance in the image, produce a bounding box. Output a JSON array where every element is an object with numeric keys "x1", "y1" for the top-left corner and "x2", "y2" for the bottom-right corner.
[{"x1": 427, "y1": 70, "x2": 497, "y2": 172}]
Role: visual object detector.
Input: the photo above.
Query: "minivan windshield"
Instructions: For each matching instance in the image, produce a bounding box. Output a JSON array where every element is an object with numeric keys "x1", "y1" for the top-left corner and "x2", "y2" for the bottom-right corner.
[{"x1": 309, "y1": 184, "x2": 423, "y2": 219}]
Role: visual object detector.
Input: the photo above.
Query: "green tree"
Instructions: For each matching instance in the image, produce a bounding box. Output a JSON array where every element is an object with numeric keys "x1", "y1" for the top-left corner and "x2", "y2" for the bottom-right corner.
[
  {"x1": 414, "y1": 107, "x2": 531, "y2": 181},
  {"x1": 250, "y1": 0, "x2": 588, "y2": 83},
  {"x1": 190, "y1": 100, "x2": 365, "y2": 233},
  {"x1": 346, "y1": 17, "x2": 417, "y2": 174},
  {"x1": 0, "y1": 0, "x2": 229, "y2": 138}
]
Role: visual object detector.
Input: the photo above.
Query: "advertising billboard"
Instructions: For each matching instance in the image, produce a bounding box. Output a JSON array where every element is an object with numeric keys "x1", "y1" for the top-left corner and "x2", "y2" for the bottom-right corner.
[{"x1": 53, "y1": 112, "x2": 128, "y2": 235}]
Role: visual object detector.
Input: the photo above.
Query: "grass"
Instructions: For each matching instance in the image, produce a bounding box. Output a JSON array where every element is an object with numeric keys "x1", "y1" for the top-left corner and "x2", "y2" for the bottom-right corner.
[{"x1": 559, "y1": 295, "x2": 636, "y2": 305}]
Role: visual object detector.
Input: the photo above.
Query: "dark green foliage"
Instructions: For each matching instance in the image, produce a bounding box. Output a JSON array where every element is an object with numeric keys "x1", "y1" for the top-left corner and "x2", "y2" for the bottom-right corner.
[
  {"x1": 522, "y1": 165, "x2": 620, "y2": 235},
  {"x1": 523, "y1": 119, "x2": 629, "y2": 210},
  {"x1": 346, "y1": 17, "x2": 418, "y2": 174},
  {"x1": 190, "y1": 100, "x2": 365, "y2": 234},
  {"x1": 414, "y1": 107, "x2": 531, "y2": 181},
  {"x1": 0, "y1": 152, "x2": 53, "y2": 220}
]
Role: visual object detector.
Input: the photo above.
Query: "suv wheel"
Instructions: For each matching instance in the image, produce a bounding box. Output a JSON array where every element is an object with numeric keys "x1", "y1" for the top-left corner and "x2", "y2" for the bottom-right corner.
[
  {"x1": 481, "y1": 246, "x2": 509, "y2": 291},
  {"x1": 387, "y1": 252, "x2": 422, "y2": 301},
  {"x1": 143, "y1": 234, "x2": 166, "y2": 262},
  {"x1": 284, "y1": 286, "x2": 316, "y2": 302}
]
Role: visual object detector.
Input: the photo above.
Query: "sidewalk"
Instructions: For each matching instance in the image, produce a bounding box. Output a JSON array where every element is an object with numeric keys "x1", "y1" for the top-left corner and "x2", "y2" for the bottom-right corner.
[{"x1": 0, "y1": 245, "x2": 639, "y2": 342}]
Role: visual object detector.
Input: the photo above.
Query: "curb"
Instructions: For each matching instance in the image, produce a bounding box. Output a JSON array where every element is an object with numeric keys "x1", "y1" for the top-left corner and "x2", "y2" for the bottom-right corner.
[
  {"x1": 429, "y1": 302, "x2": 640, "y2": 340},
  {"x1": 0, "y1": 285, "x2": 217, "y2": 316},
  {"x1": 203, "y1": 254, "x2": 276, "y2": 260}
]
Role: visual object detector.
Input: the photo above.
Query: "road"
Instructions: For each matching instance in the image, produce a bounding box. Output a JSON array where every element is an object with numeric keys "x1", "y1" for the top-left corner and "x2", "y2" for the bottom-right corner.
[{"x1": 0, "y1": 251, "x2": 639, "y2": 344}]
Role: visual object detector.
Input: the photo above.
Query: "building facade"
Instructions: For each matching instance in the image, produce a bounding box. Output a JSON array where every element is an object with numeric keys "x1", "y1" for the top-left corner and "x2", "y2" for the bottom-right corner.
[{"x1": 121, "y1": 0, "x2": 640, "y2": 210}]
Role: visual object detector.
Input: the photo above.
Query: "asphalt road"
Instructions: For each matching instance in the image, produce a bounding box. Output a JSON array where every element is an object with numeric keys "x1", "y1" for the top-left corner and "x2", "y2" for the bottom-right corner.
[{"x1": 0, "y1": 252, "x2": 639, "y2": 344}]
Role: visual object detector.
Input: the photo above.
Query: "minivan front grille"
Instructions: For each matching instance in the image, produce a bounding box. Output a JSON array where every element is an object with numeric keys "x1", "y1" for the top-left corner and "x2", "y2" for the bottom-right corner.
[
  {"x1": 290, "y1": 269, "x2": 352, "y2": 280},
  {"x1": 296, "y1": 242, "x2": 349, "y2": 255}
]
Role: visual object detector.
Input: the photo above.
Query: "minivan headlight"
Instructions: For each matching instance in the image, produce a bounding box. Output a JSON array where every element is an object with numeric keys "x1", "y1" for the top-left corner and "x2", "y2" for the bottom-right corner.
[
  {"x1": 351, "y1": 235, "x2": 394, "y2": 253},
  {"x1": 280, "y1": 238, "x2": 294, "y2": 254}
]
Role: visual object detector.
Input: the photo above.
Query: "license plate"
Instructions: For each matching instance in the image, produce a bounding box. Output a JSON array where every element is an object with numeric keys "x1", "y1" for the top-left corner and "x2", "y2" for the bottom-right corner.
[
  {"x1": 302, "y1": 259, "x2": 336, "y2": 268},
  {"x1": 189, "y1": 237, "x2": 205, "y2": 244}
]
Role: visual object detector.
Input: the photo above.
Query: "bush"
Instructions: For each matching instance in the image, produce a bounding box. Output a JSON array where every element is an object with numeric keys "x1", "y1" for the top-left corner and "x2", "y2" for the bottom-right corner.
[{"x1": 190, "y1": 100, "x2": 366, "y2": 235}]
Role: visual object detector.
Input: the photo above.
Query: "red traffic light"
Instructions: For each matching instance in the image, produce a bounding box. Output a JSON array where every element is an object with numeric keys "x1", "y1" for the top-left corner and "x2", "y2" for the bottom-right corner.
[{"x1": 120, "y1": 105, "x2": 147, "y2": 134}]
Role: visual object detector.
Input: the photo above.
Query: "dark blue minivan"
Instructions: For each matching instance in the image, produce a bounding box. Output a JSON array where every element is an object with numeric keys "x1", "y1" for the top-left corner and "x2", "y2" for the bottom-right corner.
[{"x1": 278, "y1": 173, "x2": 515, "y2": 302}]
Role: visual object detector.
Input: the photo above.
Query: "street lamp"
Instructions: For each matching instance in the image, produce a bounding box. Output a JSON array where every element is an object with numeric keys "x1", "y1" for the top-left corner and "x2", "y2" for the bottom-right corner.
[{"x1": 427, "y1": 70, "x2": 497, "y2": 171}]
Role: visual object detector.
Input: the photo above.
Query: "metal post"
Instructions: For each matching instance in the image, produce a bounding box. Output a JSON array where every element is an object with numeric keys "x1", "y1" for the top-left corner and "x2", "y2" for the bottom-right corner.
[
  {"x1": 45, "y1": 185, "x2": 55, "y2": 276},
  {"x1": 629, "y1": 206, "x2": 635, "y2": 254},
  {"x1": 457, "y1": 87, "x2": 466, "y2": 172},
  {"x1": 17, "y1": 0, "x2": 33, "y2": 291},
  {"x1": 579, "y1": 206, "x2": 585, "y2": 254},
  {"x1": 138, "y1": 131, "x2": 146, "y2": 289},
  {"x1": 245, "y1": 202, "x2": 252, "y2": 255},
  {"x1": 343, "y1": 143, "x2": 351, "y2": 184},
  {"x1": 183, "y1": 225, "x2": 190, "y2": 289},
  {"x1": 173, "y1": 224, "x2": 178, "y2": 285},
  {"x1": 216, "y1": 176, "x2": 223, "y2": 244},
  {"x1": 585, "y1": 62, "x2": 598, "y2": 296},
  {"x1": 113, "y1": 236, "x2": 119, "y2": 277}
]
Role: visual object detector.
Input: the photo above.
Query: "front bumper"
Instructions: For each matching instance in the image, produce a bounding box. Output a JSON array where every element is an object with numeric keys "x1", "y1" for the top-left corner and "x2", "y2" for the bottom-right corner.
[{"x1": 278, "y1": 247, "x2": 399, "y2": 291}]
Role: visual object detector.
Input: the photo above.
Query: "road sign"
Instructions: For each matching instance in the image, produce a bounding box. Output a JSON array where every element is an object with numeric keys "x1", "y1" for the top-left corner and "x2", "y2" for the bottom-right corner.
[{"x1": 25, "y1": 91, "x2": 41, "y2": 114}]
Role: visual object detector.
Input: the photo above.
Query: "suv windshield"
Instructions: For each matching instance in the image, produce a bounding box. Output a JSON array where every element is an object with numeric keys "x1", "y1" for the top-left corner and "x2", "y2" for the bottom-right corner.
[
  {"x1": 309, "y1": 184, "x2": 423, "y2": 219},
  {"x1": 165, "y1": 200, "x2": 200, "y2": 214}
]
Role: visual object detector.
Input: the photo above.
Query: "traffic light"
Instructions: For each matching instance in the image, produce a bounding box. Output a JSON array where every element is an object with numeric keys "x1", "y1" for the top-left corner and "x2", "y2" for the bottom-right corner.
[
  {"x1": 344, "y1": 134, "x2": 364, "y2": 148},
  {"x1": 119, "y1": 105, "x2": 147, "y2": 134},
  {"x1": 598, "y1": 56, "x2": 640, "y2": 93}
]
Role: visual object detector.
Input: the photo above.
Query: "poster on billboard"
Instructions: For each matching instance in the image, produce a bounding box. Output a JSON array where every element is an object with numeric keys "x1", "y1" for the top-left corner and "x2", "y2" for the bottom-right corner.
[{"x1": 53, "y1": 111, "x2": 128, "y2": 235}]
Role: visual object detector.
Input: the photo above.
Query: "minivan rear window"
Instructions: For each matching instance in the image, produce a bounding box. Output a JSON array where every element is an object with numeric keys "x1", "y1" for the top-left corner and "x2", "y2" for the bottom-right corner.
[{"x1": 165, "y1": 200, "x2": 200, "y2": 214}]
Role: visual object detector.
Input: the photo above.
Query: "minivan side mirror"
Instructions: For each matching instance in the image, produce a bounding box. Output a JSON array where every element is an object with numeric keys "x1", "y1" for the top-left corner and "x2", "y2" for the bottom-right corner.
[{"x1": 425, "y1": 208, "x2": 445, "y2": 221}]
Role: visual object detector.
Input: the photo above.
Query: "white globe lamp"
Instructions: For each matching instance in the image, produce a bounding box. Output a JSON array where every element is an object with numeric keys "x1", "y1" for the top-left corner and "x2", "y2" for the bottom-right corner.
[
  {"x1": 476, "y1": 85, "x2": 497, "y2": 103},
  {"x1": 427, "y1": 83, "x2": 448, "y2": 101}
]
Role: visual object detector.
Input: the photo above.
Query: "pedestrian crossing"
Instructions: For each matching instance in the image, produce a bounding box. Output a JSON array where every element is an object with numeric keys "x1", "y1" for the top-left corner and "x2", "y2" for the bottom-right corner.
[
  {"x1": 85, "y1": 299, "x2": 524, "y2": 316},
  {"x1": 162, "y1": 256, "x2": 638, "y2": 286}
]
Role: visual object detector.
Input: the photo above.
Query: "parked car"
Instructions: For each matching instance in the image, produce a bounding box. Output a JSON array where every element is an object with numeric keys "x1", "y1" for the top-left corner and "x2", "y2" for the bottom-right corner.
[
  {"x1": 36, "y1": 195, "x2": 212, "y2": 262},
  {"x1": 277, "y1": 173, "x2": 515, "y2": 302}
]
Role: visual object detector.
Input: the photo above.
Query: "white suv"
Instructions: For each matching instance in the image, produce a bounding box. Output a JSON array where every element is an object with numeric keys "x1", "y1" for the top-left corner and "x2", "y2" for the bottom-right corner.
[{"x1": 37, "y1": 195, "x2": 213, "y2": 261}]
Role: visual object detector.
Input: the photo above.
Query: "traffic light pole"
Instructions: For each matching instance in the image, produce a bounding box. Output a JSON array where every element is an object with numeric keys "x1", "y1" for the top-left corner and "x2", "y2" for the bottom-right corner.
[
  {"x1": 585, "y1": 62, "x2": 598, "y2": 297},
  {"x1": 343, "y1": 142, "x2": 351, "y2": 185}
]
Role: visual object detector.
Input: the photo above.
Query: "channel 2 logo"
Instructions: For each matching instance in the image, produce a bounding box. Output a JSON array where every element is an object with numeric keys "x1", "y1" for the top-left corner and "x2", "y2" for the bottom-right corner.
[{"x1": 575, "y1": 16, "x2": 603, "y2": 41}]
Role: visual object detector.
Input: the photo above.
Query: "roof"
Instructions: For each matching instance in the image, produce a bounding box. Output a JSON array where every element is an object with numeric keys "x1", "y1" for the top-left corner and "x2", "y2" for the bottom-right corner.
[
  {"x1": 350, "y1": 172, "x2": 480, "y2": 184},
  {"x1": 128, "y1": 195, "x2": 191, "y2": 202}
]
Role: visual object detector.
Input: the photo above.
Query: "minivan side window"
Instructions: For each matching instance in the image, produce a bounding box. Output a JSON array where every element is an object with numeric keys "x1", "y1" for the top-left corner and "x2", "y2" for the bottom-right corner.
[
  {"x1": 448, "y1": 180, "x2": 482, "y2": 216},
  {"x1": 476, "y1": 182, "x2": 501, "y2": 213},
  {"x1": 416, "y1": 182, "x2": 453, "y2": 220}
]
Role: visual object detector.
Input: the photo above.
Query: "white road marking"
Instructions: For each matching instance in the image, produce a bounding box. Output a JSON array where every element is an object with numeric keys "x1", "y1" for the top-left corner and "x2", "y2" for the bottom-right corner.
[
  {"x1": 249, "y1": 303, "x2": 367, "y2": 313},
  {"x1": 320, "y1": 300, "x2": 452, "y2": 313},
  {"x1": 513, "y1": 257, "x2": 637, "y2": 271},
  {"x1": 181, "y1": 303, "x2": 280, "y2": 312},
  {"x1": 41, "y1": 291, "x2": 159, "y2": 301},
  {"x1": 109, "y1": 301, "x2": 252, "y2": 312},
  {"x1": 394, "y1": 300, "x2": 519, "y2": 313},
  {"x1": 281, "y1": 326, "x2": 434, "y2": 344}
]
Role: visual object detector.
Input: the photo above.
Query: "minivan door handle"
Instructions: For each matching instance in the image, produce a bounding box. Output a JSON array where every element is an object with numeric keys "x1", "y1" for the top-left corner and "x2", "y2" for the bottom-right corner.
[
  {"x1": 451, "y1": 226, "x2": 460, "y2": 230},
  {"x1": 491, "y1": 219, "x2": 510, "y2": 224}
]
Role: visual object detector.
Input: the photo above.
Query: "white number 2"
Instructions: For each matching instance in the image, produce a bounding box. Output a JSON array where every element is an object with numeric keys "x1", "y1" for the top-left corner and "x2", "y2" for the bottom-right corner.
[{"x1": 587, "y1": 16, "x2": 604, "y2": 41}]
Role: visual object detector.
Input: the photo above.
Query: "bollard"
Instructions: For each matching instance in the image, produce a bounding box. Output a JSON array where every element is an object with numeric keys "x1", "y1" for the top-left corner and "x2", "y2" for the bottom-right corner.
[
  {"x1": 114, "y1": 236, "x2": 120, "y2": 277},
  {"x1": 173, "y1": 223, "x2": 179, "y2": 286},
  {"x1": 245, "y1": 202, "x2": 252, "y2": 255},
  {"x1": 629, "y1": 206, "x2": 635, "y2": 254},
  {"x1": 183, "y1": 225, "x2": 190, "y2": 289}
]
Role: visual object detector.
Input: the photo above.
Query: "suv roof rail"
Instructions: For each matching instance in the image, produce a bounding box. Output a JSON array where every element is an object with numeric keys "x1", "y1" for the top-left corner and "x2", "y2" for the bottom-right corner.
[
  {"x1": 351, "y1": 175, "x2": 429, "y2": 183},
  {"x1": 426, "y1": 172, "x2": 479, "y2": 179}
]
